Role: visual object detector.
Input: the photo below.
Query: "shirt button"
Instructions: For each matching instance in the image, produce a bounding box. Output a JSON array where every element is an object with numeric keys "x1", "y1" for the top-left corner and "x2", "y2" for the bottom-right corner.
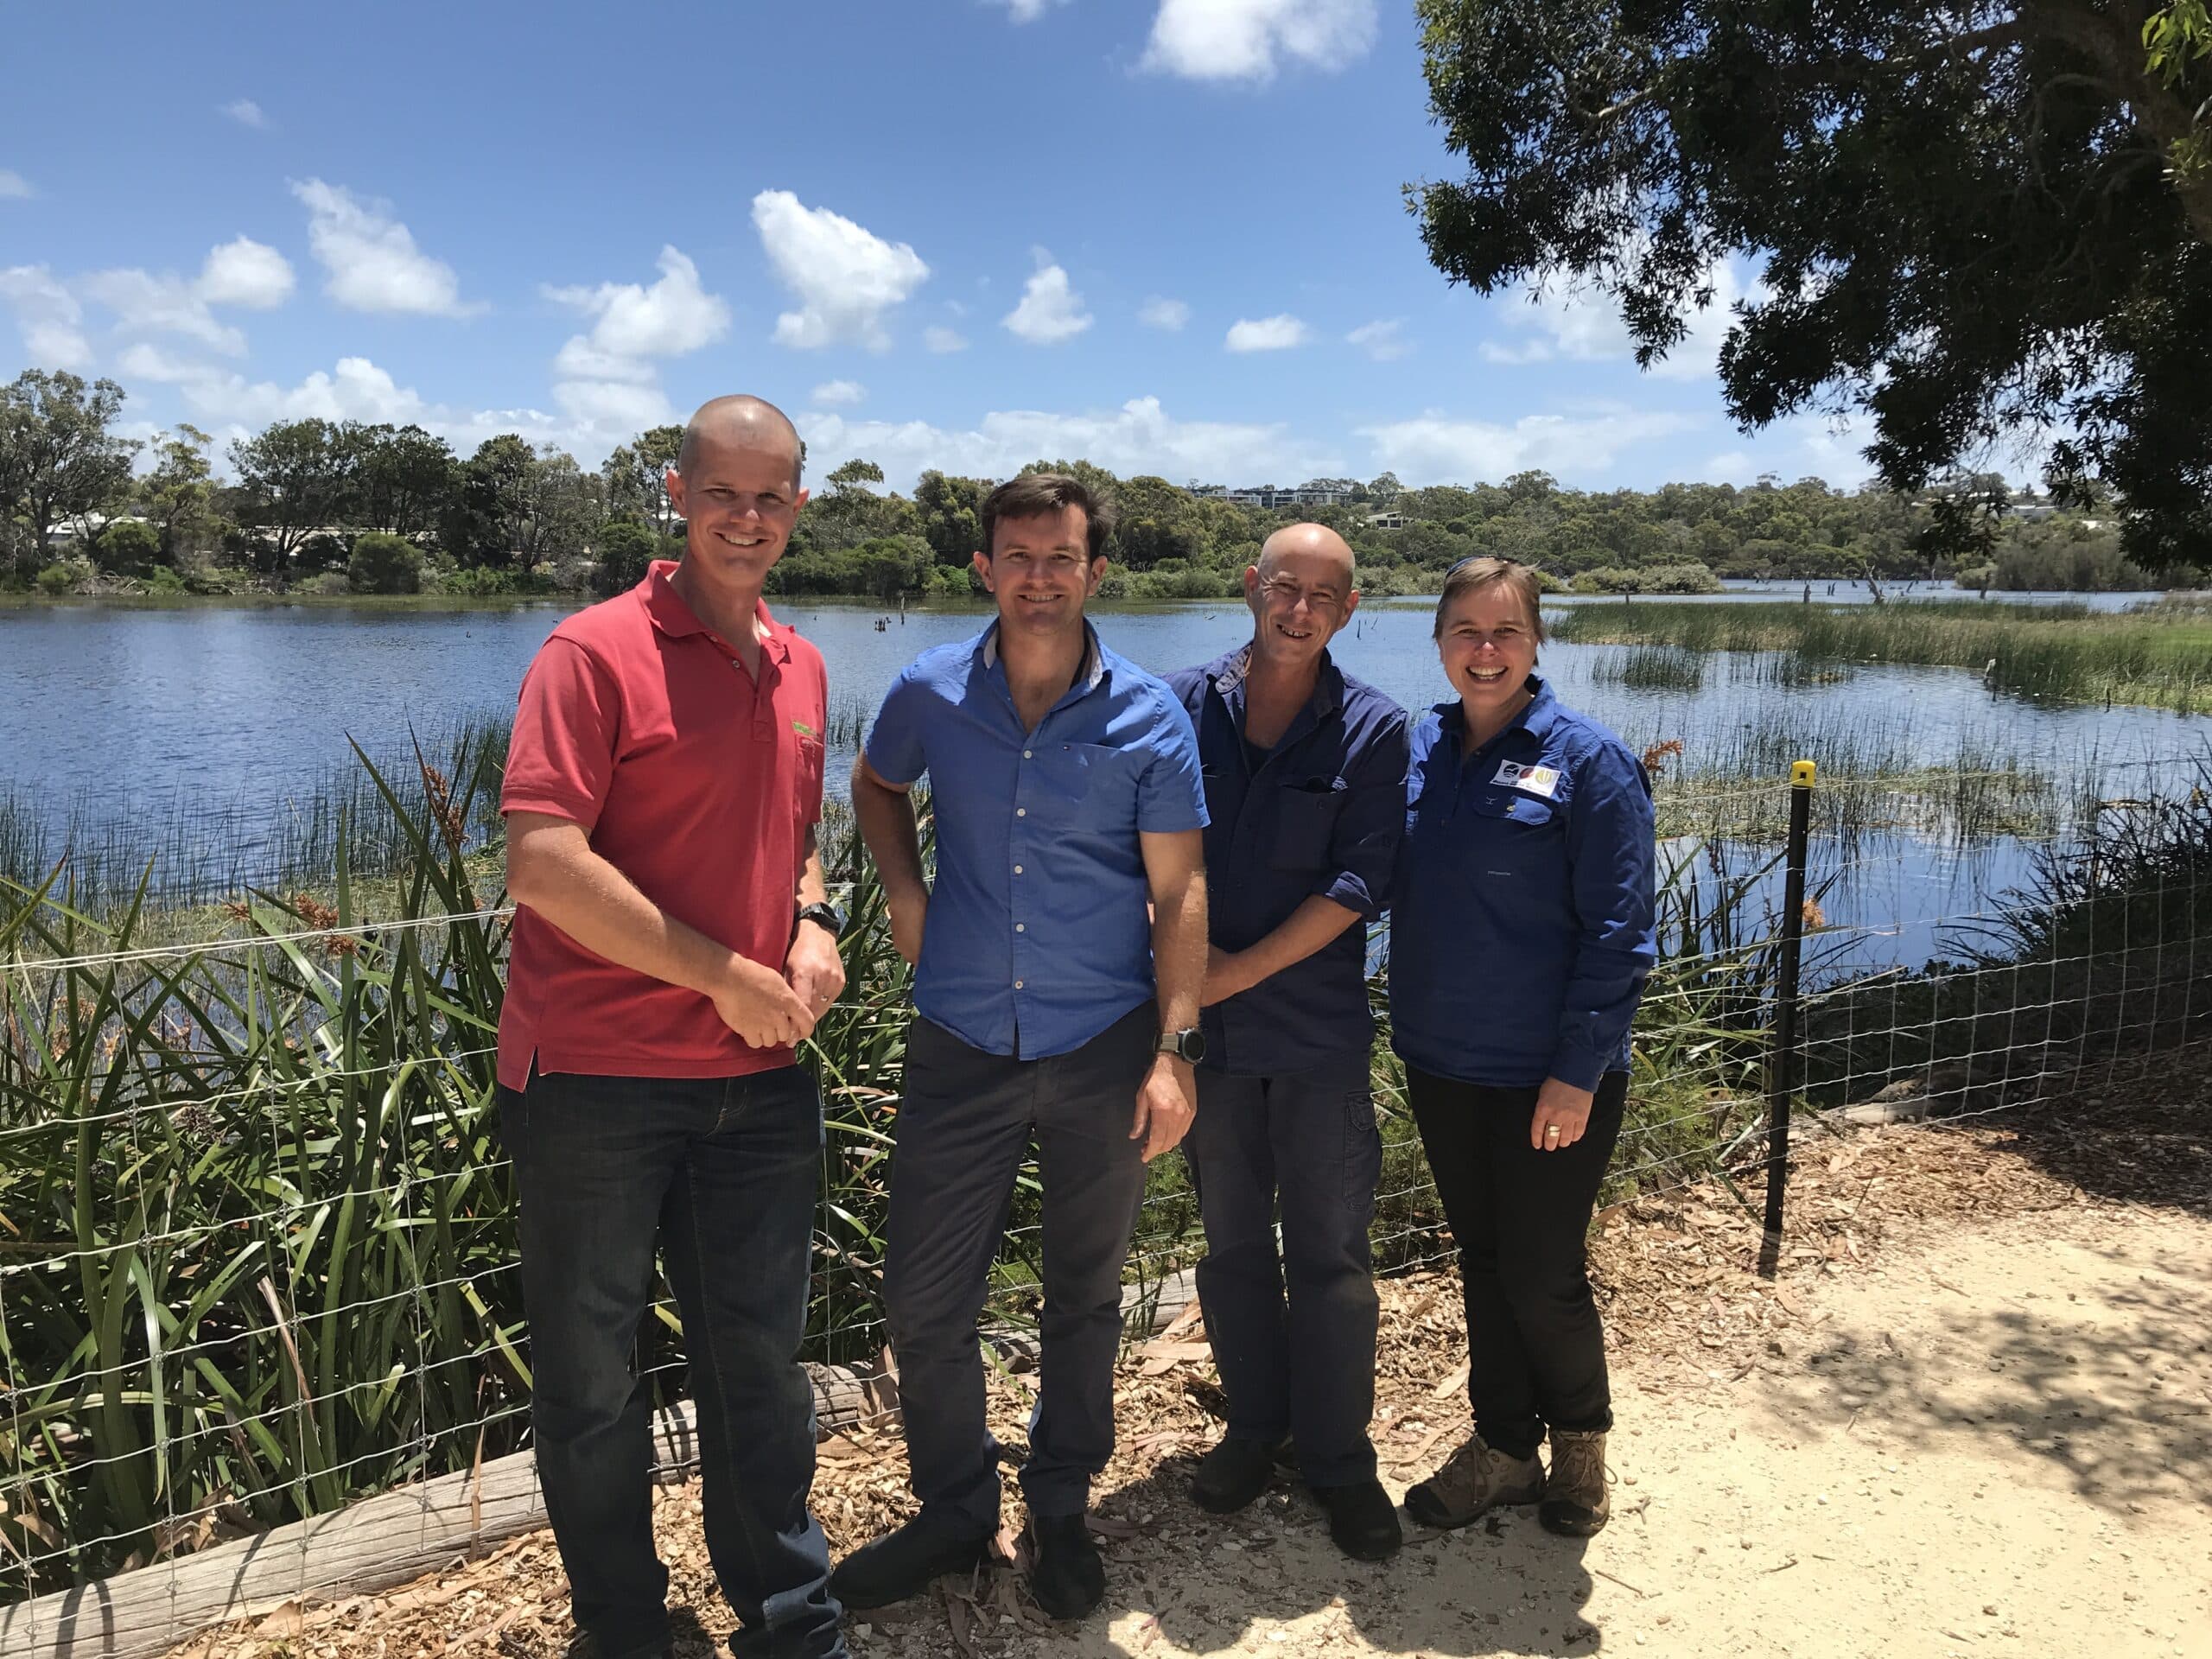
[
  {"x1": 1015, "y1": 923, "x2": 1025, "y2": 933},
  {"x1": 1013, "y1": 864, "x2": 1023, "y2": 875},
  {"x1": 1016, "y1": 807, "x2": 1027, "y2": 817},
  {"x1": 1023, "y1": 749, "x2": 1033, "y2": 760},
  {"x1": 1014, "y1": 979, "x2": 1025, "y2": 989}
]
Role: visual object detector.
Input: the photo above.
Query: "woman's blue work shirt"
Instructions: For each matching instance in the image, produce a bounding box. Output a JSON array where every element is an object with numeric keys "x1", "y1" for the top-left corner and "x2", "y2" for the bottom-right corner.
[{"x1": 1389, "y1": 676, "x2": 1656, "y2": 1092}]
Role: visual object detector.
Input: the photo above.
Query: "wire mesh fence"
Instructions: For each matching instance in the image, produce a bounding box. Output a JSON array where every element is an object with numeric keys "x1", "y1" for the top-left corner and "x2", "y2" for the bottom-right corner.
[{"x1": 0, "y1": 749, "x2": 2206, "y2": 1636}]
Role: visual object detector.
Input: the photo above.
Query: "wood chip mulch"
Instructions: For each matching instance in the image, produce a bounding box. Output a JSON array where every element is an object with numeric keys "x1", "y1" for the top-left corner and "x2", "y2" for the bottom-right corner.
[{"x1": 162, "y1": 1055, "x2": 2208, "y2": 1659}]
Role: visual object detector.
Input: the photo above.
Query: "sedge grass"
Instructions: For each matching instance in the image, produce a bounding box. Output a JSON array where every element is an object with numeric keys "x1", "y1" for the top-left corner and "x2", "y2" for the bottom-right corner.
[{"x1": 1553, "y1": 600, "x2": 2212, "y2": 714}]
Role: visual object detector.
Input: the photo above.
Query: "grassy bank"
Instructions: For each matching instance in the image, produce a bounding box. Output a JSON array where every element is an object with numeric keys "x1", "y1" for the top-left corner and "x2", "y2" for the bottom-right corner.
[
  {"x1": 6, "y1": 741, "x2": 2204, "y2": 1598},
  {"x1": 1553, "y1": 600, "x2": 2212, "y2": 714}
]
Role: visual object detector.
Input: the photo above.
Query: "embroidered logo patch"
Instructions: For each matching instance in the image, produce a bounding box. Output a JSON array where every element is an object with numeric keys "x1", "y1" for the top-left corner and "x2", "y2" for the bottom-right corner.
[
  {"x1": 1491, "y1": 760, "x2": 1560, "y2": 798},
  {"x1": 792, "y1": 719, "x2": 817, "y2": 739}
]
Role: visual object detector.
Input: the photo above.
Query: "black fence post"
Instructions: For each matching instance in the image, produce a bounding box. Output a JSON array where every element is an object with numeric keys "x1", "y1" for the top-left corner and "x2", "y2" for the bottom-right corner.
[{"x1": 1759, "y1": 760, "x2": 1816, "y2": 1278}]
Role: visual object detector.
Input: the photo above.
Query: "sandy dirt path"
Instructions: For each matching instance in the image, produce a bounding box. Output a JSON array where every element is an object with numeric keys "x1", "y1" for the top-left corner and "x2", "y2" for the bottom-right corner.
[{"x1": 946, "y1": 1203, "x2": 2211, "y2": 1659}]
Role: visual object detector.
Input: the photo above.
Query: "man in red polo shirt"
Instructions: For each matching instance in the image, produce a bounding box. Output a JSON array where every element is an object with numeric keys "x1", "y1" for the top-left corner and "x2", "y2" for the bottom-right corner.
[{"x1": 499, "y1": 396, "x2": 849, "y2": 1659}]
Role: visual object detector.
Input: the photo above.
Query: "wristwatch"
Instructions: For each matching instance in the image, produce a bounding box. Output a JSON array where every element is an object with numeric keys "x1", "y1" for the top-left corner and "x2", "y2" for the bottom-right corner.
[
  {"x1": 793, "y1": 901, "x2": 848, "y2": 941},
  {"x1": 1157, "y1": 1027, "x2": 1205, "y2": 1065}
]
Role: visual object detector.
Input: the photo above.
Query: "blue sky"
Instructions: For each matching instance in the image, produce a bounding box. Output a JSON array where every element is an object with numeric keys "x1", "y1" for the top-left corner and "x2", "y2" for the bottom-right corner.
[{"x1": 0, "y1": 0, "x2": 1876, "y2": 493}]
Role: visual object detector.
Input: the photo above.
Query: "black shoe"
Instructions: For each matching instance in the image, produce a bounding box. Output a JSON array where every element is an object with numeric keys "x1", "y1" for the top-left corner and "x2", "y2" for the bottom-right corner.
[
  {"x1": 1189, "y1": 1435, "x2": 1282, "y2": 1514},
  {"x1": 1027, "y1": 1513, "x2": 1104, "y2": 1620},
  {"x1": 829, "y1": 1516, "x2": 991, "y2": 1610},
  {"x1": 1313, "y1": 1478, "x2": 1404, "y2": 1562}
]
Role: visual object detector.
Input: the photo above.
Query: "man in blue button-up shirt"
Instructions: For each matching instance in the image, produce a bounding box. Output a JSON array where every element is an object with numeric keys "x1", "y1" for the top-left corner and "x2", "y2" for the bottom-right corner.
[
  {"x1": 1165, "y1": 524, "x2": 1409, "y2": 1563},
  {"x1": 837, "y1": 474, "x2": 1209, "y2": 1623}
]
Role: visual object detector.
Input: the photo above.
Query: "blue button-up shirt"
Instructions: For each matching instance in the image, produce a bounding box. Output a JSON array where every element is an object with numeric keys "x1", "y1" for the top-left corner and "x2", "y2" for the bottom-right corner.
[
  {"x1": 1166, "y1": 645, "x2": 1408, "y2": 1076},
  {"x1": 1389, "y1": 677, "x2": 1656, "y2": 1091},
  {"x1": 865, "y1": 622, "x2": 1208, "y2": 1059}
]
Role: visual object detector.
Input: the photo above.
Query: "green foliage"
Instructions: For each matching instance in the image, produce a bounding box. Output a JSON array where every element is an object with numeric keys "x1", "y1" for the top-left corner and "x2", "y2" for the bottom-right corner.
[
  {"x1": 347, "y1": 532, "x2": 423, "y2": 595},
  {"x1": 1409, "y1": 0, "x2": 2212, "y2": 570},
  {"x1": 34, "y1": 559, "x2": 84, "y2": 594},
  {"x1": 92, "y1": 518, "x2": 159, "y2": 575},
  {"x1": 770, "y1": 533, "x2": 933, "y2": 601},
  {"x1": 0, "y1": 371, "x2": 137, "y2": 582},
  {"x1": 592, "y1": 519, "x2": 664, "y2": 595},
  {"x1": 1568, "y1": 563, "x2": 1723, "y2": 595},
  {"x1": 600, "y1": 425, "x2": 683, "y2": 537},
  {"x1": 914, "y1": 470, "x2": 988, "y2": 564}
]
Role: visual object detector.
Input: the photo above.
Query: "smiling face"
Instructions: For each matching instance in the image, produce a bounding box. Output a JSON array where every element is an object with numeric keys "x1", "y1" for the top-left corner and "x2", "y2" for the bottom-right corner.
[
  {"x1": 1244, "y1": 526, "x2": 1358, "y2": 673},
  {"x1": 972, "y1": 505, "x2": 1104, "y2": 643},
  {"x1": 664, "y1": 429, "x2": 807, "y2": 594},
  {"x1": 1435, "y1": 578, "x2": 1541, "y2": 726}
]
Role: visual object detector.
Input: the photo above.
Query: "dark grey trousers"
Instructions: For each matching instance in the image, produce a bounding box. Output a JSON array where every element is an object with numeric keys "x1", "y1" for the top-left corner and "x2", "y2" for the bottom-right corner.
[
  {"x1": 1185, "y1": 1058, "x2": 1382, "y2": 1485},
  {"x1": 881, "y1": 1003, "x2": 1154, "y2": 1535}
]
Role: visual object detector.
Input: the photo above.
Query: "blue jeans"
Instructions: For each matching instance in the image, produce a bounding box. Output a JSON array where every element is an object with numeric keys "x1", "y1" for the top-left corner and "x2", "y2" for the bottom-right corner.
[
  {"x1": 881, "y1": 1004, "x2": 1155, "y2": 1535},
  {"x1": 1185, "y1": 1059, "x2": 1383, "y2": 1485},
  {"x1": 499, "y1": 1065, "x2": 846, "y2": 1659}
]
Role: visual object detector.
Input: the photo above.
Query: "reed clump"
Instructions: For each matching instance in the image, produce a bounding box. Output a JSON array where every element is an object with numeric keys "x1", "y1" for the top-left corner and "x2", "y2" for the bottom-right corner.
[{"x1": 1554, "y1": 601, "x2": 2212, "y2": 714}]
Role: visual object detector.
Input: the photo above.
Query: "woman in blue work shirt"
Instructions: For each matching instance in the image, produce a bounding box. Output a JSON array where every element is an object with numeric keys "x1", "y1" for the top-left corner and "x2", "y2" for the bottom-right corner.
[{"x1": 1390, "y1": 557, "x2": 1656, "y2": 1540}]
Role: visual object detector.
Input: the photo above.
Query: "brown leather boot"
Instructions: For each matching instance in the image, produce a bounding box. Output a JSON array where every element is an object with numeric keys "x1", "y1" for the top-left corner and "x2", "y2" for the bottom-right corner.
[
  {"x1": 1405, "y1": 1433, "x2": 1543, "y2": 1530},
  {"x1": 1540, "y1": 1427, "x2": 1612, "y2": 1536}
]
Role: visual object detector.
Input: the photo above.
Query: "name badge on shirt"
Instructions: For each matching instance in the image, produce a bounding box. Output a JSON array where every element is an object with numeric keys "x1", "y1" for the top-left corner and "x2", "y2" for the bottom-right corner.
[{"x1": 1492, "y1": 760, "x2": 1560, "y2": 798}]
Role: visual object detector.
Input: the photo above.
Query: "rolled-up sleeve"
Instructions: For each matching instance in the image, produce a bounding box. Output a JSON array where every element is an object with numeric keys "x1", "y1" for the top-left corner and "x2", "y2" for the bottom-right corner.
[
  {"x1": 1548, "y1": 742, "x2": 1658, "y2": 1091},
  {"x1": 863, "y1": 665, "x2": 930, "y2": 787},
  {"x1": 1313, "y1": 706, "x2": 1408, "y2": 920}
]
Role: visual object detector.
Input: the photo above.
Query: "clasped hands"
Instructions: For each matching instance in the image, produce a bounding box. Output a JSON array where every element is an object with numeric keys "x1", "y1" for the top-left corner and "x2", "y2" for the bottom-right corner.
[{"x1": 709, "y1": 920, "x2": 847, "y2": 1050}]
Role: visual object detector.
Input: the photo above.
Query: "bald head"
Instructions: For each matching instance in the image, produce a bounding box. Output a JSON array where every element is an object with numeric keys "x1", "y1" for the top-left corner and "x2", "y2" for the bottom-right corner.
[
  {"x1": 677, "y1": 395, "x2": 804, "y2": 488},
  {"x1": 1257, "y1": 523, "x2": 1356, "y2": 585}
]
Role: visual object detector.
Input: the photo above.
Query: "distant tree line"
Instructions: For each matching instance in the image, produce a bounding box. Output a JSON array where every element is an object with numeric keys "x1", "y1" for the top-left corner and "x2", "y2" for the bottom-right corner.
[{"x1": 0, "y1": 368, "x2": 2184, "y2": 603}]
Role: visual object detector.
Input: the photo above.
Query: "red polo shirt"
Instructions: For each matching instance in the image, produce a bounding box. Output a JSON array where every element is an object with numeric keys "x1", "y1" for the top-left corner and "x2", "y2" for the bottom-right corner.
[{"x1": 496, "y1": 561, "x2": 828, "y2": 1089}]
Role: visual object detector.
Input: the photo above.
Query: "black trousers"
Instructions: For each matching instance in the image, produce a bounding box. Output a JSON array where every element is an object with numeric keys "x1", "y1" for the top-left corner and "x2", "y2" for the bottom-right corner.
[{"x1": 1406, "y1": 1066, "x2": 1628, "y2": 1460}]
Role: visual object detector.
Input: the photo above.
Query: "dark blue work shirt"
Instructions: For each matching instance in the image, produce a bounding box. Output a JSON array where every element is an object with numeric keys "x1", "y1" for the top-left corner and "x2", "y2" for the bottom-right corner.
[
  {"x1": 1389, "y1": 677, "x2": 1656, "y2": 1092},
  {"x1": 1166, "y1": 645, "x2": 1408, "y2": 1077},
  {"x1": 865, "y1": 621, "x2": 1208, "y2": 1059}
]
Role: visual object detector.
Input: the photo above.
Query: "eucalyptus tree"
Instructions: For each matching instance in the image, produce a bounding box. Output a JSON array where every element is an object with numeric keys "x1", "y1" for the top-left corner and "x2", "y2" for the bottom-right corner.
[{"x1": 1408, "y1": 0, "x2": 2212, "y2": 569}]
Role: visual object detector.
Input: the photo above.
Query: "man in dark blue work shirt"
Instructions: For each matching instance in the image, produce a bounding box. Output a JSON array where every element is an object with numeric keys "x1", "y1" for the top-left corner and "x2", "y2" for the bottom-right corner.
[
  {"x1": 1166, "y1": 524, "x2": 1409, "y2": 1561},
  {"x1": 839, "y1": 473, "x2": 1210, "y2": 1623}
]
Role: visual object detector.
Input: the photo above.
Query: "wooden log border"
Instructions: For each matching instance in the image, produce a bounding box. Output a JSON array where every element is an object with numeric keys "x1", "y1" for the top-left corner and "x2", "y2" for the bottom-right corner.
[{"x1": 0, "y1": 1268, "x2": 1198, "y2": 1659}]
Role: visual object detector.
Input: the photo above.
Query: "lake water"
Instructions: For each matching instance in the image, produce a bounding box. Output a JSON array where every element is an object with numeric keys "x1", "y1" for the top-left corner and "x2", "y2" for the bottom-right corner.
[{"x1": 3, "y1": 593, "x2": 2204, "y2": 974}]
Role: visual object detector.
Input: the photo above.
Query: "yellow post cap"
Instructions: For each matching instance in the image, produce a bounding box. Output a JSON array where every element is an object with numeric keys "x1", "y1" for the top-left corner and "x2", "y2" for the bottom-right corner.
[{"x1": 1790, "y1": 760, "x2": 1817, "y2": 787}]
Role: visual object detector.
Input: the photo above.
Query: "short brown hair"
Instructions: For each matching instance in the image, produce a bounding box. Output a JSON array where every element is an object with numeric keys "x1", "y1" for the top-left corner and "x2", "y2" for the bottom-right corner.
[
  {"x1": 979, "y1": 473, "x2": 1116, "y2": 562},
  {"x1": 1433, "y1": 556, "x2": 1547, "y2": 643}
]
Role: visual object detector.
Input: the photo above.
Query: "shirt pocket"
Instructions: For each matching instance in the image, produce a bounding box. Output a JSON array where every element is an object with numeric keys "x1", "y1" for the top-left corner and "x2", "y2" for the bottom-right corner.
[
  {"x1": 1028, "y1": 741, "x2": 1123, "y2": 825},
  {"x1": 1461, "y1": 790, "x2": 1562, "y2": 880},
  {"x1": 1271, "y1": 774, "x2": 1349, "y2": 870}
]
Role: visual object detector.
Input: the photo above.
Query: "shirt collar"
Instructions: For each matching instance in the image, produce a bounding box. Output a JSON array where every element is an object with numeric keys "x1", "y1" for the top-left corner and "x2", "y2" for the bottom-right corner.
[
  {"x1": 1435, "y1": 672, "x2": 1557, "y2": 748},
  {"x1": 640, "y1": 559, "x2": 791, "y2": 662},
  {"x1": 1208, "y1": 642, "x2": 1344, "y2": 719},
  {"x1": 975, "y1": 618, "x2": 1106, "y2": 693}
]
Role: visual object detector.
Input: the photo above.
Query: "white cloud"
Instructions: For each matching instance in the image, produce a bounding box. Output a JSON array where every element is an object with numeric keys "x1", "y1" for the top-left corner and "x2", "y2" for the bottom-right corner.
[
  {"x1": 987, "y1": 0, "x2": 1067, "y2": 19},
  {"x1": 1138, "y1": 296, "x2": 1191, "y2": 332},
  {"x1": 810, "y1": 379, "x2": 868, "y2": 408},
  {"x1": 543, "y1": 246, "x2": 729, "y2": 434},
  {"x1": 125, "y1": 351, "x2": 639, "y2": 462},
  {"x1": 1001, "y1": 254, "x2": 1093, "y2": 344},
  {"x1": 924, "y1": 326, "x2": 970, "y2": 354},
  {"x1": 752, "y1": 189, "x2": 929, "y2": 350},
  {"x1": 0, "y1": 170, "x2": 30, "y2": 200},
  {"x1": 1357, "y1": 408, "x2": 1703, "y2": 486},
  {"x1": 801, "y1": 396, "x2": 1335, "y2": 493},
  {"x1": 197, "y1": 237, "x2": 295, "y2": 308},
  {"x1": 291, "y1": 178, "x2": 478, "y2": 317},
  {"x1": 220, "y1": 99, "x2": 267, "y2": 130},
  {"x1": 0, "y1": 265, "x2": 92, "y2": 369},
  {"x1": 1346, "y1": 318, "x2": 1408, "y2": 361},
  {"x1": 1225, "y1": 314, "x2": 1311, "y2": 353},
  {"x1": 1480, "y1": 262, "x2": 1751, "y2": 382},
  {"x1": 543, "y1": 245, "x2": 728, "y2": 362},
  {"x1": 1142, "y1": 0, "x2": 1376, "y2": 82},
  {"x1": 80, "y1": 268, "x2": 247, "y2": 354}
]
